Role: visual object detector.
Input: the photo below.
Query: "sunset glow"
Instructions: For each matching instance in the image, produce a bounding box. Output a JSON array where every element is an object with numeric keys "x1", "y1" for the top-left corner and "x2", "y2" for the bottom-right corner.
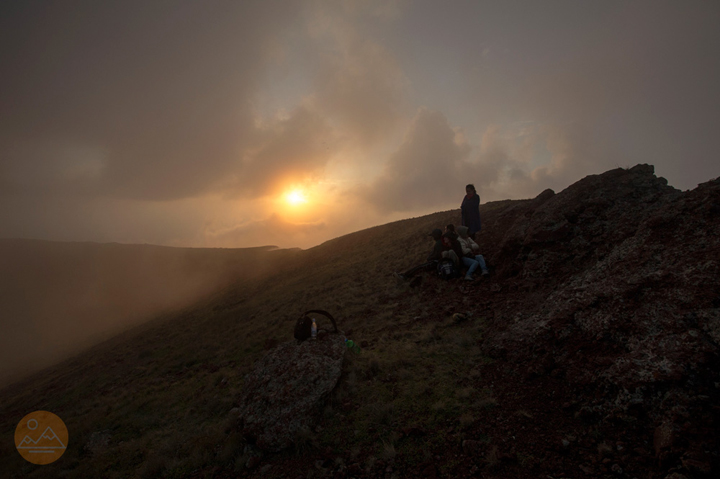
[
  {"x1": 285, "y1": 190, "x2": 307, "y2": 206},
  {"x1": 0, "y1": 2, "x2": 718, "y2": 250}
]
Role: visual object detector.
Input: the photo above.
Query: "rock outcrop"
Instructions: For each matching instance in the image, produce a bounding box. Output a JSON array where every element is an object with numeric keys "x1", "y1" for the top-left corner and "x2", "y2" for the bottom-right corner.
[
  {"x1": 479, "y1": 164, "x2": 720, "y2": 466},
  {"x1": 236, "y1": 333, "x2": 346, "y2": 452}
]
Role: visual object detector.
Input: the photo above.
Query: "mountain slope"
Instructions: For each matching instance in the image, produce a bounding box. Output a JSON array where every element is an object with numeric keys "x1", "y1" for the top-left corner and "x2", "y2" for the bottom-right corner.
[{"x1": 0, "y1": 164, "x2": 718, "y2": 479}]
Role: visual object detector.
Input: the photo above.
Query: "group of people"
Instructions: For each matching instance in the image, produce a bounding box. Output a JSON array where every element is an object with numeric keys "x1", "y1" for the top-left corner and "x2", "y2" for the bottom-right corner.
[{"x1": 395, "y1": 184, "x2": 489, "y2": 282}]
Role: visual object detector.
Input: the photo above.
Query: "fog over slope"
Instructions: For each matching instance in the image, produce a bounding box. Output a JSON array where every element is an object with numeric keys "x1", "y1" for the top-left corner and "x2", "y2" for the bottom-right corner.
[{"x1": 0, "y1": 240, "x2": 299, "y2": 386}]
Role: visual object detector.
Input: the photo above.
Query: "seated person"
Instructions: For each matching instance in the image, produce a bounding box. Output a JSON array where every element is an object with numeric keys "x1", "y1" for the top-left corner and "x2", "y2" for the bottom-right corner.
[
  {"x1": 456, "y1": 225, "x2": 489, "y2": 277},
  {"x1": 444, "y1": 224, "x2": 477, "y2": 281},
  {"x1": 442, "y1": 224, "x2": 465, "y2": 261},
  {"x1": 395, "y1": 228, "x2": 458, "y2": 280}
]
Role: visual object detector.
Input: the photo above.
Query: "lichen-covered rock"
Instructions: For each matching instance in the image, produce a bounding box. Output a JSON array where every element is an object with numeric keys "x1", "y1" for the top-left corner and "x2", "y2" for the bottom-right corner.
[{"x1": 237, "y1": 333, "x2": 346, "y2": 452}]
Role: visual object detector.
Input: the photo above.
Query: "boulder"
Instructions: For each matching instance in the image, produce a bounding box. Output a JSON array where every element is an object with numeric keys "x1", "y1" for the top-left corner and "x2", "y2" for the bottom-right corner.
[{"x1": 237, "y1": 333, "x2": 346, "y2": 451}]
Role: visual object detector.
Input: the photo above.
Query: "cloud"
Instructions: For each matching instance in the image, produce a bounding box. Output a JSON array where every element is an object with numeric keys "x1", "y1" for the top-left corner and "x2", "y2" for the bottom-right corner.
[
  {"x1": 306, "y1": 3, "x2": 409, "y2": 148},
  {"x1": 360, "y1": 108, "x2": 472, "y2": 212},
  {"x1": 0, "y1": 1, "x2": 303, "y2": 202},
  {"x1": 223, "y1": 104, "x2": 338, "y2": 198},
  {"x1": 361, "y1": 108, "x2": 613, "y2": 213}
]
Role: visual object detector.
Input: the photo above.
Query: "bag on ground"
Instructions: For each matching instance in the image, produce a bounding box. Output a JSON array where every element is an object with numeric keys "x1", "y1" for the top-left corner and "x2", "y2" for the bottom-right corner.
[{"x1": 294, "y1": 310, "x2": 339, "y2": 341}]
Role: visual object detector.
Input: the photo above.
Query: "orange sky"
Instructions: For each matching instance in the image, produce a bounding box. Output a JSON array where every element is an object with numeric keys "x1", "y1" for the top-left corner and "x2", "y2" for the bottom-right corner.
[{"x1": 1, "y1": 1, "x2": 719, "y2": 249}]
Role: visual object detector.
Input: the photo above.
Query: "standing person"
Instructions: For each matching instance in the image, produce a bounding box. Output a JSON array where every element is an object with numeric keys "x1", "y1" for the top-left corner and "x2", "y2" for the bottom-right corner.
[{"x1": 461, "y1": 184, "x2": 481, "y2": 240}]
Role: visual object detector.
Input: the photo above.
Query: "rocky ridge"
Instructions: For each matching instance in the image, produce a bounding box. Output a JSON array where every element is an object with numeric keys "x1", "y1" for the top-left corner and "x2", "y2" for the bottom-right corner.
[{"x1": 480, "y1": 165, "x2": 720, "y2": 474}]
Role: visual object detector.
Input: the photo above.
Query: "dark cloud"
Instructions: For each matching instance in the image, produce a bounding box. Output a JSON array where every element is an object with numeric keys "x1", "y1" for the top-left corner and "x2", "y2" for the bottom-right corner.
[{"x1": 0, "y1": 1, "x2": 303, "y2": 201}]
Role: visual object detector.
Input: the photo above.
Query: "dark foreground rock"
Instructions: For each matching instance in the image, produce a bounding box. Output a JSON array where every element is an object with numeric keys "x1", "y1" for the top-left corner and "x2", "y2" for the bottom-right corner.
[
  {"x1": 236, "y1": 333, "x2": 346, "y2": 452},
  {"x1": 478, "y1": 164, "x2": 720, "y2": 474}
]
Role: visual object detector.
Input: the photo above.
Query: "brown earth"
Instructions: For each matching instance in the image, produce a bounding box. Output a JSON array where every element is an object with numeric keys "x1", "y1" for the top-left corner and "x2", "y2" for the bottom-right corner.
[{"x1": 0, "y1": 164, "x2": 718, "y2": 479}]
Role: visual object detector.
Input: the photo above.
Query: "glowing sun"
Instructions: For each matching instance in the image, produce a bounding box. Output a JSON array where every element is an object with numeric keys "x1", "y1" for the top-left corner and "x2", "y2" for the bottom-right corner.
[{"x1": 285, "y1": 190, "x2": 307, "y2": 205}]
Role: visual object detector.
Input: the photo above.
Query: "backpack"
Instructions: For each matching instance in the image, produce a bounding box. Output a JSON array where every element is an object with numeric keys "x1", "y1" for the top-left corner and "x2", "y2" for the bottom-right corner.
[
  {"x1": 294, "y1": 310, "x2": 339, "y2": 341},
  {"x1": 437, "y1": 259, "x2": 457, "y2": 280}
]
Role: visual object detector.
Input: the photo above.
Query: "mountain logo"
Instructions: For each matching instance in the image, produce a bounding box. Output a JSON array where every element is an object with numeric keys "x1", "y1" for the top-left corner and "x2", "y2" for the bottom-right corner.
[{"x1": 14, "y1": 411, "x2": 68, "y2": 465}]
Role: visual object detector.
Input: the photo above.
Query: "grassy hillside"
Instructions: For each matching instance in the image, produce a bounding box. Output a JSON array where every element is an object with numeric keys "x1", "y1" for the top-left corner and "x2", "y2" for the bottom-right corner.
[{"x1": 0, "y1": 205, "x2": 503, "y2": 478}]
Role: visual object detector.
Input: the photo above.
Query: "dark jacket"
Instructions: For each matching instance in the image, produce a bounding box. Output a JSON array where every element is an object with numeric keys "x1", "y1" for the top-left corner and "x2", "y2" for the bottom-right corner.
[
  {"x1": 442, "y1": 231, "x2": 465, "y2": 262},
  {"x1": 461, "y1": 194, "x2": 481, "y2": 235},
  {"x1": 427, "y1": 239, "x2": 446, "y2": 261}
]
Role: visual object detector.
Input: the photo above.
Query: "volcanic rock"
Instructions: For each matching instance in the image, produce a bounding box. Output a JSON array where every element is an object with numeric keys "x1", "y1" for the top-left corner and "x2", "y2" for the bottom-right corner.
[
  {"x1": 478, "y1": 164, "x2": 720, "y2": 468},
  {"x1": 236, "y1": 333, "x2": 346, "y2": 452}
]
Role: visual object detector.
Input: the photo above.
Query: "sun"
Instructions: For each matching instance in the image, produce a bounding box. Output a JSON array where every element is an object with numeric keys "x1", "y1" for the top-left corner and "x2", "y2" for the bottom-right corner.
[{"x1": 285, "y1": 190, "x2": 307, "y2": 206}]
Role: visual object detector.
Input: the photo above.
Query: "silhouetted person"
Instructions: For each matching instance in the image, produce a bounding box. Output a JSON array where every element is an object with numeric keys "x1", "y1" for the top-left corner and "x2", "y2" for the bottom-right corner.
[{"x1": 461, "y1": 184, "x2": 481, "y2": 240}]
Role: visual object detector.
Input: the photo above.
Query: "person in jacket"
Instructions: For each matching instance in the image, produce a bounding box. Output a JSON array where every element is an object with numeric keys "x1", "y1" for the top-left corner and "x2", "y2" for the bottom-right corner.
[
  {"x1": 457, "y1": 225, "x2": 489, "y2": 277},
  {"x1": 444, "y1": 224, "x2": 478, "y2": 281},
  {"x1": 442, "y1": 224, "x2": 465, "y2": 262},
  {"x1": 394, "y1": 228, "x2": 458, "y2": 280},
  {"x1": 461, "y1": 184, "x2": 481, "y2": 240}
]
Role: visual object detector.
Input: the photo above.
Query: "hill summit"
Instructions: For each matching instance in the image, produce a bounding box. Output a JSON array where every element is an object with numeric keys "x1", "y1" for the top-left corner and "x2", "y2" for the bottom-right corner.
[{"x1": 1, "y1": 164, "x2": 718, "y2": 478}]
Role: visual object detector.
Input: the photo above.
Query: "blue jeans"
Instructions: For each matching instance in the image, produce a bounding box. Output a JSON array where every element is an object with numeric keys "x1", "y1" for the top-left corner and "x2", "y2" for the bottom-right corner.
[
  {"x1": 474, "y1": 254, "x2": 489, "y2": 273},
  {"x1": 462, "y1": 257, "x2": 479, "y2": 277},
  {"x1": 462, "y1": 255, "x2": 489, "y2": 277}
]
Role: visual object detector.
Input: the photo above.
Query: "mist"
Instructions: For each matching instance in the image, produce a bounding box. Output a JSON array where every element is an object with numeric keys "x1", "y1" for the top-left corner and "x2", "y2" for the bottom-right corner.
[{"x1": 0, "y1": 239, "x2": 298, "y2": 386}]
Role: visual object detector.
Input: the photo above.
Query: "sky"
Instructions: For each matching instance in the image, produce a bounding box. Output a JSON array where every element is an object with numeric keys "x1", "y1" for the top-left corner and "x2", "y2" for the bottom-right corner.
[{"x1": 1, "y1": 0, "x2": 719, "y2": 249}]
